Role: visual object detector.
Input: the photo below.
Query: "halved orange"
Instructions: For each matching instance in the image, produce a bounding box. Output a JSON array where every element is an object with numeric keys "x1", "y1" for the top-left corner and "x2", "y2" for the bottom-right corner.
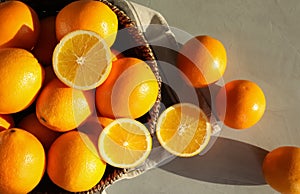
[
  {"x1": 52, "y1": 30, "x2": 112, "y2": 90},
  {"x1": 156, "y1": 103, "x2": 211, "y2": 157},
  {"x1": 98, "y1": 118, "x2": 152, "y2": 168}
]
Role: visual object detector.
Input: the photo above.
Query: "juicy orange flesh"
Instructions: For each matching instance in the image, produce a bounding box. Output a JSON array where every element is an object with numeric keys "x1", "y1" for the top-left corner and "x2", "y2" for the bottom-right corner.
[
  {"x1": 57, "y1": 33, "x2": 108, "y2": 86},
  {"x1": 103, "y1": 122, "x2": 149, "y2": 164},
  {"x1": 159, "y1": 106, "x2": 208, "y2": 154}
]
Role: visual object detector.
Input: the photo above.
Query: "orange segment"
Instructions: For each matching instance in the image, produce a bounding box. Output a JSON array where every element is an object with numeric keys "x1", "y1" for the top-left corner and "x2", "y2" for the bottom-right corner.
[
  {"x1": 53, "y1": 30, "x2": 112, "y2": 90},
  {"x1": 156, "y1": 103, "x2": 211, "y2": 157},
  {"x1": 98, "y1": 118, "x2": 152, "y2": 168}
]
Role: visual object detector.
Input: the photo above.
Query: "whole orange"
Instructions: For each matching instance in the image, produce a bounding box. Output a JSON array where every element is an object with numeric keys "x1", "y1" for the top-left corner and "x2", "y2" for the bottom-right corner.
[
  {"x1": 215, "y1": 80, "x2": 266, "y2": 129},
  {"x1": 18, "y1": 113, "x2": 61, "y2": 151},
  {"x1": 263, "y1": 146, "x2": 300, "y2": 194},
  {"x1": 0, "y1": 128, "x2": 45, "y2": 194},
  {"x1": 0, "y1": 114, "x2": 14, "y2": 131},
  {"x1": 36, "y1": 78, "x2": 94, "y2": 132},
  {"x1": 177, "y1": 35, "x2": 227, "y2": 88},
  {"x1": 56, "y1": 0, "x2": 118, "y2": 47},
  {"x1": 32, "y1": 16, "x2": 58, "y2": 66},
  {"x1": 95, "y1": 57, "x2": 159, "y2": 119},
  {"x1": 47, "y1": 130, "x2": 106, "y2": 192},
  {"x1": 0, "y1": 0, "x2": 40, "y2": 50},
  {"x1": 0, "y1": 48, "x2": 44, "y2": 114}
]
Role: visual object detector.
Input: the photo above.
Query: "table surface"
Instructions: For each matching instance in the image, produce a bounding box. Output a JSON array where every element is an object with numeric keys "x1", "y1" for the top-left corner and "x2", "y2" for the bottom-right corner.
[{"x1": 106, "y1": 0, "x2": 300, "y2": 193}]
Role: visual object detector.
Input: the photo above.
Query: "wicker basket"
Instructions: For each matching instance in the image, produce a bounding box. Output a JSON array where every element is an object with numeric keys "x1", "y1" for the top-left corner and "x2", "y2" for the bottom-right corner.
[
  {"x1": 2, "y1": 0, "x2": 222, "y2": 193},
  {"x1": 2, "y1": 0, "x2": 162, "y2": 193}
]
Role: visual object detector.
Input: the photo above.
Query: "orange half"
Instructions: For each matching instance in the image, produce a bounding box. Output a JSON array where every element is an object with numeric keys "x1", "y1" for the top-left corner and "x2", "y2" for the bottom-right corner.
[
  {"x1": 53, "y1": 30, "x2": 112, "y2": 90},
  {"x1": 156, "y1": 103, "x2": 211, "y2": 157},
  {"x1": 98, "y1": 118, "x2": 152, "y2": 168}
]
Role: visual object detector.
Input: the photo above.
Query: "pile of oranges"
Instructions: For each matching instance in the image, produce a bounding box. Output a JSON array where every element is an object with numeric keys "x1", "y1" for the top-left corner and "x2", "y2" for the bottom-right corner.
[
  {"x1": 0, "y1": 0, "x2": 159, "y2": 193},
  {"x1": 2, "y1": 0, "x2": 291, "y2": 194}
]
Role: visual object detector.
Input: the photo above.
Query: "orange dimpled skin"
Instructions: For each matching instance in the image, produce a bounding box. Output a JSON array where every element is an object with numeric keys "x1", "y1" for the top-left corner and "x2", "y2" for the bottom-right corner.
[
  {"x1": 56, "y1": 0, "x2": 118, "y2": 47},
  {"x1": 47, "y1": 131, "x2": 106, "y2": 192},
  {"x1": 36, "y1": 78, "x2": 94, "y2": 132},
  {"x1": 0, "y1": 128, "x2": 45, "y2": 194},
  {"x1": 0, "y1": 48, "x2": 44, "y2": 114},
  {"x1": 0, "y1": 1, "x2": 40, "y2": 50},
  {"x1": 177, "y1": 35, "x2": 227, "y2": 88},
  {"x1": 215, "y1": 80, "x2": 266, "y2": 129},
  {"x1": 95, "y1": 57, "x2": 159, "y2": 119},
  {"x1": 262, "y1": 146, "x2": 300, "y2": 194}
]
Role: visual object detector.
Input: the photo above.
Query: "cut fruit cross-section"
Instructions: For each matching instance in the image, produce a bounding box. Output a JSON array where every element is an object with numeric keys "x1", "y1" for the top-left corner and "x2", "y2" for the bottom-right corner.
[
  {"x1": 156, "y1": 103, "x2": 211, "y2": 157},
  {"x1": 52, "y1": 30, "x2": 112, "y2": 90},
  {"x1": 98, "y1": 118, "x2": 152, "y2": 168}
]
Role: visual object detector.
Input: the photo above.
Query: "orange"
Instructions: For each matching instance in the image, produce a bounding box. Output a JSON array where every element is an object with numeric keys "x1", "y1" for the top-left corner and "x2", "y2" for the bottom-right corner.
[
  {"x1": 98, "y1": 118, "x2": 152, "y2": 168},
  {"x1": 32, "y1": 16, "x2": 58, "y2": 66},
  {"x1": 36, "y1": 78, "x2": 94, "y2": 132},
  {"x1": 56, "y1": 0, "x2": 118, "y2": 47},
  {"x1": 47, "y1": 130, "x2": 106, "y2": 192},
  {"x1": 18, "y1": 113, "x2": 61, "y2": 150},
  {"x1": 0, "y1": 128, "x2": 45, "y2": 194},
  {"x1": 0, "y1": 48, "x2": 44, "y2": 114},
  {"x1": 177, "y1": 35, "x2": 227, "y2": 88},
  {"x1": 52, "y1": 30, "x2": 112, "y2": 90},
  {"x1": 0, "y1": 114, "x2": 14, "y2": 131},
  {"x1": 0, "y1": 0, "x2": 40, "y2": 50},
  {"x1": 215, "y1": 80, "x2": 266, "y2": 129},
  {"x1": 156, "y1": 103, "x2": 211, "y2": 157},
  {"x1": 95, "y1": 57, "x2": 159, "y2": 119},
  {"x1": 262, "y1": 146, "x2": 300, "y2": 194}
]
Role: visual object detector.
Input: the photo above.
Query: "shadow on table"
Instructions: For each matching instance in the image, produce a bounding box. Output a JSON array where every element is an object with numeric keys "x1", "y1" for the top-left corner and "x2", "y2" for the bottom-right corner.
[{"x1": 159, "y1": 137, "x2": 269, "y2": 185}]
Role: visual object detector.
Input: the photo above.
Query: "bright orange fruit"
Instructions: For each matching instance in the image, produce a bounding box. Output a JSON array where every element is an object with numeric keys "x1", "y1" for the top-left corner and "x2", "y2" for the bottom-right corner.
[
  {"x1": 0, "y1": 128, "x2": 45, "y2": 194},
  {"x1": 56, "y1": 0, "x2": 118, "y2": 47},
  {"x1": 177, "y1": 35, "x2": 227, "y2": 88},
  {"x1": 215, "y1": 80, "x2": 266, "y2": 129},
  {"x1": 36, "y1": 78, "x2": 94, "y2": 132},
  {"x1": 0, "y1": 0, "x2": 40, "y2": 50},
  {"x1": 0, "y1": 48, "x2": 44, "y2": 114},
  {"x1": 47, "y1": 130, "x2": 106, "y2": 192},
  {"x1": 263, "y1": 146, "x2": 300, "y2": 194},
  {"x1": 95, "y1": 57, "x2": 159, "y2": 119}
]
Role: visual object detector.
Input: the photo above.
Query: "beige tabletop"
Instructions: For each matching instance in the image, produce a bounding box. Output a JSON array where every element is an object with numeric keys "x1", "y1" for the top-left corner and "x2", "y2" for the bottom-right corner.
[{"x1": 106, "y1": 0, "x2": 300, "y2": 193}]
